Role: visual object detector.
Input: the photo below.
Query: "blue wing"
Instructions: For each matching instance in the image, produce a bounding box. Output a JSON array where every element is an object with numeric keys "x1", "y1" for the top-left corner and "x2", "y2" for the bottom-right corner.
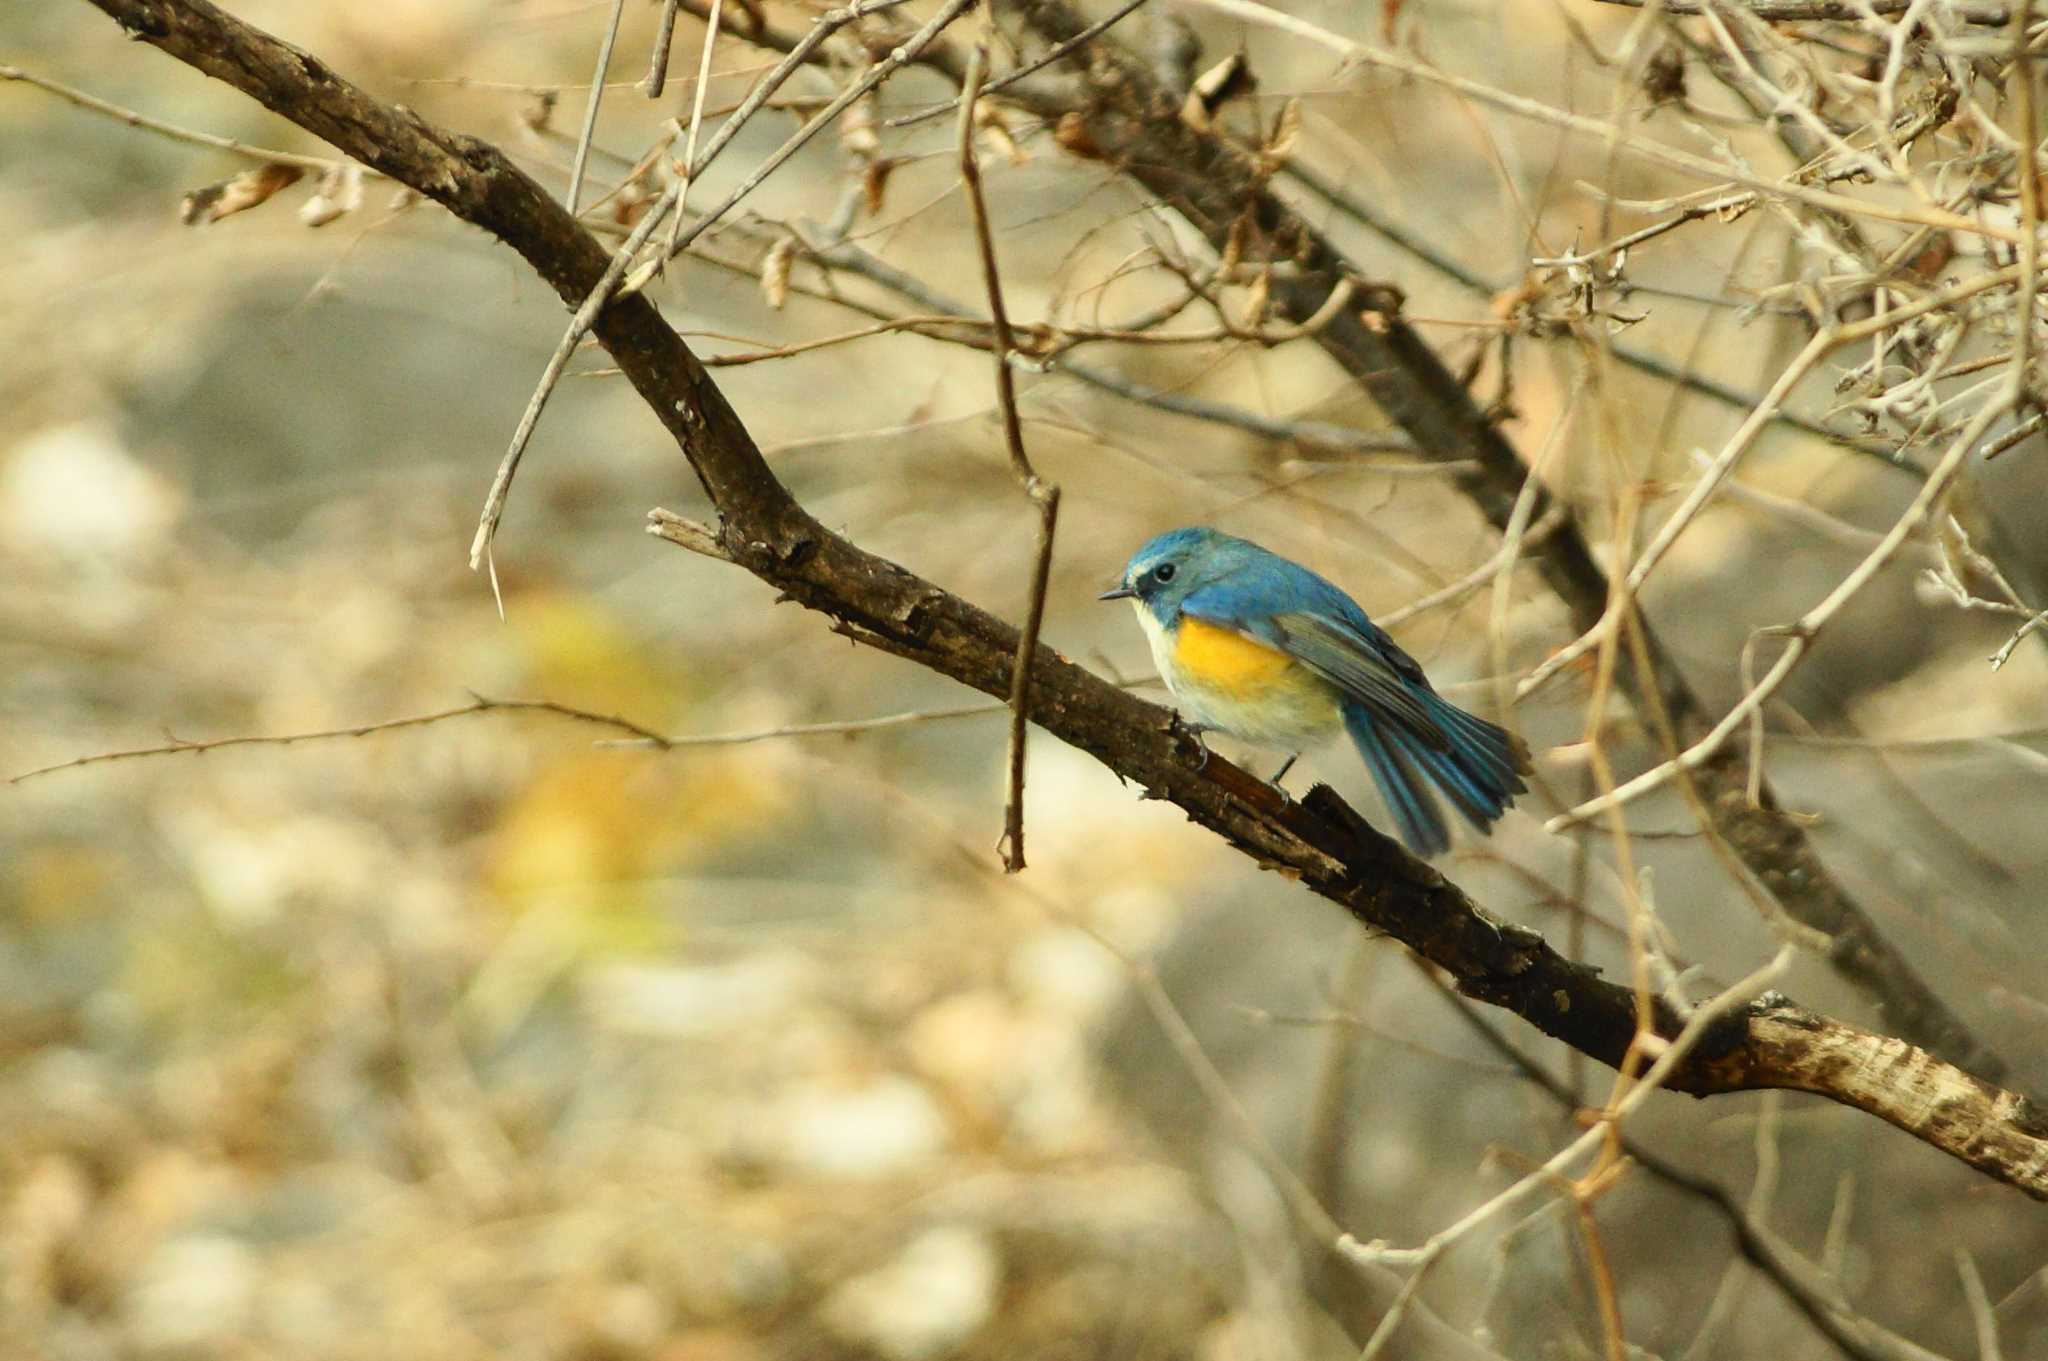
[
  {"x1": 1179, "y1": 552, "x2": 1529, "y2": 854},
  {"x1": 1177, "y1": 567, "x2": 1440, "y2": 739}
]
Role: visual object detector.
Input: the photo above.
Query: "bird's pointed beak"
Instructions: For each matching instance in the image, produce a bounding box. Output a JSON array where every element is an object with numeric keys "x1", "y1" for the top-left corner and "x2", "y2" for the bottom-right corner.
[{"x1": 1097, "y1": 585, "x2": 1137, "y2": 601}]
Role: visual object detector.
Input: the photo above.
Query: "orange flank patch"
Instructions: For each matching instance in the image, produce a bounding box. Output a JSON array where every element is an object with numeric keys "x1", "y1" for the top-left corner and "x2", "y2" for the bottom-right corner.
[{"x1": 1173, "y1": 617, "x2": 1294, "y2": 694}]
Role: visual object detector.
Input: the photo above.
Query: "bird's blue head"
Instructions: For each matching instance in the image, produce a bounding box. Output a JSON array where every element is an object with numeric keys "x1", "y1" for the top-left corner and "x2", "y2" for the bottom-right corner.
[{"x1": 1099, "y1": 526, "x2": 1261, "y2": 624}]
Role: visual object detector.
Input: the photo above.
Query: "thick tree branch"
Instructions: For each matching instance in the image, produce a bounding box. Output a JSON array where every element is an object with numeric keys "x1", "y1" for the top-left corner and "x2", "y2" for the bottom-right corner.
[{"x1": 78, "y1": 0, "x2": 2048, "y2": 1201}]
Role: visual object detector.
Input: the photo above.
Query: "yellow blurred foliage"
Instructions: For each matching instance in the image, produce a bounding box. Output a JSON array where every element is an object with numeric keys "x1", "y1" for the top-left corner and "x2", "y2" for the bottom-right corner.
[
  {"x1": 484, "y1": 750, "x2": 784, "y2": 917},
  {"x1": 13, "y1": 842, "x2": 117, "y2": 926},
  {"x1": 483, "y1": 590, "x2": 789, "y2": 933},
  {"x1": 509, "y1": 592, "x2": 688, "y2": 727}
]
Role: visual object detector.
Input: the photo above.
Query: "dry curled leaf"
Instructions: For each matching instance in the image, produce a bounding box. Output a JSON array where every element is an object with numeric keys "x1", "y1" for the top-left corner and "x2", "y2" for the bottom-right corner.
[
  {"x1": 1238, "y1": 268, "x2": 1271, "y2": 330},
  {"x1": 180, "y1": 162, "x2": 303, "y2": 225},
  {"x1": 861, "y1": 157, "x2": 898, "y2": 218},
  {"x1": 1253, "y1": 98, "x2": 1301, "y2": 177},
  {"x1": 760, "y1": 236, "x2": 796, "y2": 310},
  {"x1": 840, "y1": 101, "x2": 880, "y2": 161},
  {"x1": 730, "y1": 0, "x2": 766, "y2": 38},
  {"x1": 1490, "y1": 274, "x2": 1545, "y2": 324},
  {"x1": 1643, "y1": 43, "x2": 1686, "y2": 107},
  {"x1": 1181, "y1": 52, "x2": 1252, "y2": 132},
  {"x1": 1052, "y1": 112, "x2": 1104, "y2": 162},
  {"x1": 974, "y1": 100, "x2": 1027, "y2": 167},
  {"x1": 299, "y1": 161, "x2": 363, "y2": 228},
  {"x1": 1220, "y1": 217, "x2": 1247, "y2": 277},
  {"x1": 520, "y1": 89, "x2": 557, "y2": 138},
  {"x1": 1901, "y1": 232, "x2": 1955, "y2": 285},
  {"x1": 613, "y1": 176, "x2": 654, "y2": 227}
]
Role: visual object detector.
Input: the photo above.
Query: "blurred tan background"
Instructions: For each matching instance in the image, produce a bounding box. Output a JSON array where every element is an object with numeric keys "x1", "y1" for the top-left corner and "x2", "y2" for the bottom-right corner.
[{"x1": 7, "y1": 1, "x2": 2048, "y2": 1358}]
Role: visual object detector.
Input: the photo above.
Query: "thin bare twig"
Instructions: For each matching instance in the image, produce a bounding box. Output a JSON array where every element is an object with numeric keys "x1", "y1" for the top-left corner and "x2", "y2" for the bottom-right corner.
[
  {"x1": 1517, "y1": 329, "x2": 1836, "y2": 700},
  {"x1": 1957, "y1": 1249, "x2": 2005, "y2": 1361},
  {"x1": 598, "y1": 704, "x2": 1005, "y2": 747},
  {"x1": 1991, "y1": 611, "x2": 2048, "y2": 668},
  {"x1": 1980, "y1": 408, "x2": 2048, "y2": 460},
  {"x1": 642, "y1": 0, "x2": 685, "y2": 96},
  {"x1": 1054, "y1": 362, "x2": 1417, "y2": 455},
  {"x1": 737, "y1": 224, "x2": 1422, "y2": 457},
  {"x1": 565, "y1": 0, "x2": 627, "y2": 215},
  {"x1": 1550, "y1": 377, "x2": 2023, "y2": 830},
  {"x1": 959, "y1": 42, "x2": 1062, "y2": 872},
  {"x1": 7, "y1": 692, "x2": 1027, "y2": 785},
  {"x1": 6, "y1": 696, "x2": 669, "y2": 786},
  {"x1": 657, "y1": 0, "x2": 724, "y2": 263},
  {"x1": 1286, "y1": 153, "x2": 1908, "y2": 470},
  {"x1": 884, "y1": 0, "x2": 1153, "y2": 128},
  {"x1": 470, "y1": 0, "x2": 943, "y2": 576},
  {"x1": 2012, "y1": 0, "x2": 2040, "y2": 388},
  {"x1": 677, "y1": 0, "x2": 723, "y2": 203},
  {"x1": 1353, "y1": 948, "x2": 1799, "y2": 1358},
  {"x1": 1, "y1": 62, "x2": 352, "y2": 172},
  {"x1": 1177, "y1": 0, "x2": 2022, "y2": 245},
  {"x1": 645, "y1": 0, "x2": 974, "y2": 276},
  {"x1": 1433, "y1": 970, "x2": 1951, "y2": 1361},
  {"x1": 470, "y1": 175, "x2": 682, "y2": 577}
]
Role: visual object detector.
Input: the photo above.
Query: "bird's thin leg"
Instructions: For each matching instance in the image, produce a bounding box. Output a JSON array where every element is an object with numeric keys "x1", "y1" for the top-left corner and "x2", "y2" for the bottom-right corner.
[{"x1": 1269, "y1": 753, "x2": 1299, "y2": 787}]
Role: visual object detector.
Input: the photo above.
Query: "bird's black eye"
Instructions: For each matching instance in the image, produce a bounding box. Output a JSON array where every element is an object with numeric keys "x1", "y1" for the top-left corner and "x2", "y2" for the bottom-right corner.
[{"x1": 1154, "y1": 562, "x2": 1177, "y2": 583}]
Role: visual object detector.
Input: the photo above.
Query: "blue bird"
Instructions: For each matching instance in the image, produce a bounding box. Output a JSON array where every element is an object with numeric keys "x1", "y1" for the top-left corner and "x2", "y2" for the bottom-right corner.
[{"x1": 1101, "y1": 527, "x2": 1530, "y2": 856}]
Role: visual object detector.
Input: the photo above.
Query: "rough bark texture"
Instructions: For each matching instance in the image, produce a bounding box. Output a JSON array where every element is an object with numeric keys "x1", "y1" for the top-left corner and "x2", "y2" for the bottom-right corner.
[{"x1": 79, "y1": 0, "x2": 2048, "y2": 1201}]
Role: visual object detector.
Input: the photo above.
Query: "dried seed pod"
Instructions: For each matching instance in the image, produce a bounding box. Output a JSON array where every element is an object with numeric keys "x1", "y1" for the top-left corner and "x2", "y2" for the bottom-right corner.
[
  {"x1": 299, "y1": 162, "x2": 363, "y2": 228},
  {"x1": 760, "y1": 236, "x2": 796, "y2": 310},
  {"x1": 180, "y1": 163, "x2": 303, "y2": 225}
]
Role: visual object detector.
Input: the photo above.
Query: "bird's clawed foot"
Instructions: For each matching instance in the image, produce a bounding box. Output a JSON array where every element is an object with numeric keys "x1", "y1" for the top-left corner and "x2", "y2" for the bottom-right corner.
[
  {"x1": 1265, "y1": 754, "x2": 1301, "y2": 802},
  {"x1": 1167, "y1": 713, "x2": 1213, "y2": 772}
]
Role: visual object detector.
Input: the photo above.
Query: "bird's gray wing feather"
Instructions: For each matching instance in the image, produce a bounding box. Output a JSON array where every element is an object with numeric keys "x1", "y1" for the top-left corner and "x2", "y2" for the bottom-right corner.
[
  {"x1": 1179, "y1": 594, "x2": 1445, "y2": 746},
  {"x1": 1264, "y1": 610, "x2": 1447, "y2": 748}
]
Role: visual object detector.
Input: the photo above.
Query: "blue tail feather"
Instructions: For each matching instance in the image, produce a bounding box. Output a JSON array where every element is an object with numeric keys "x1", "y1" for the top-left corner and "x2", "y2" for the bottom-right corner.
[
  {"x1": 1342, "y1": 695, "x2": 1528, "y2": 856},
  {"x1": 1388, "y1": 720, "x2": 1506, "y2": 826},
  {"x1": 1424, "y1": 693, "x2": 1529, "y2": 789},
  {"x1": 1343, "y1": 704, "x2": 1450, "y2": 857}
]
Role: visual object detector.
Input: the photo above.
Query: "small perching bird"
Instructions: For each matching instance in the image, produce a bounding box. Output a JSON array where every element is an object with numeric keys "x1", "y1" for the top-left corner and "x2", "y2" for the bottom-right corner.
[{"x1": 1102, "y1": 527, "x2": 1530, "y2": 857}]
